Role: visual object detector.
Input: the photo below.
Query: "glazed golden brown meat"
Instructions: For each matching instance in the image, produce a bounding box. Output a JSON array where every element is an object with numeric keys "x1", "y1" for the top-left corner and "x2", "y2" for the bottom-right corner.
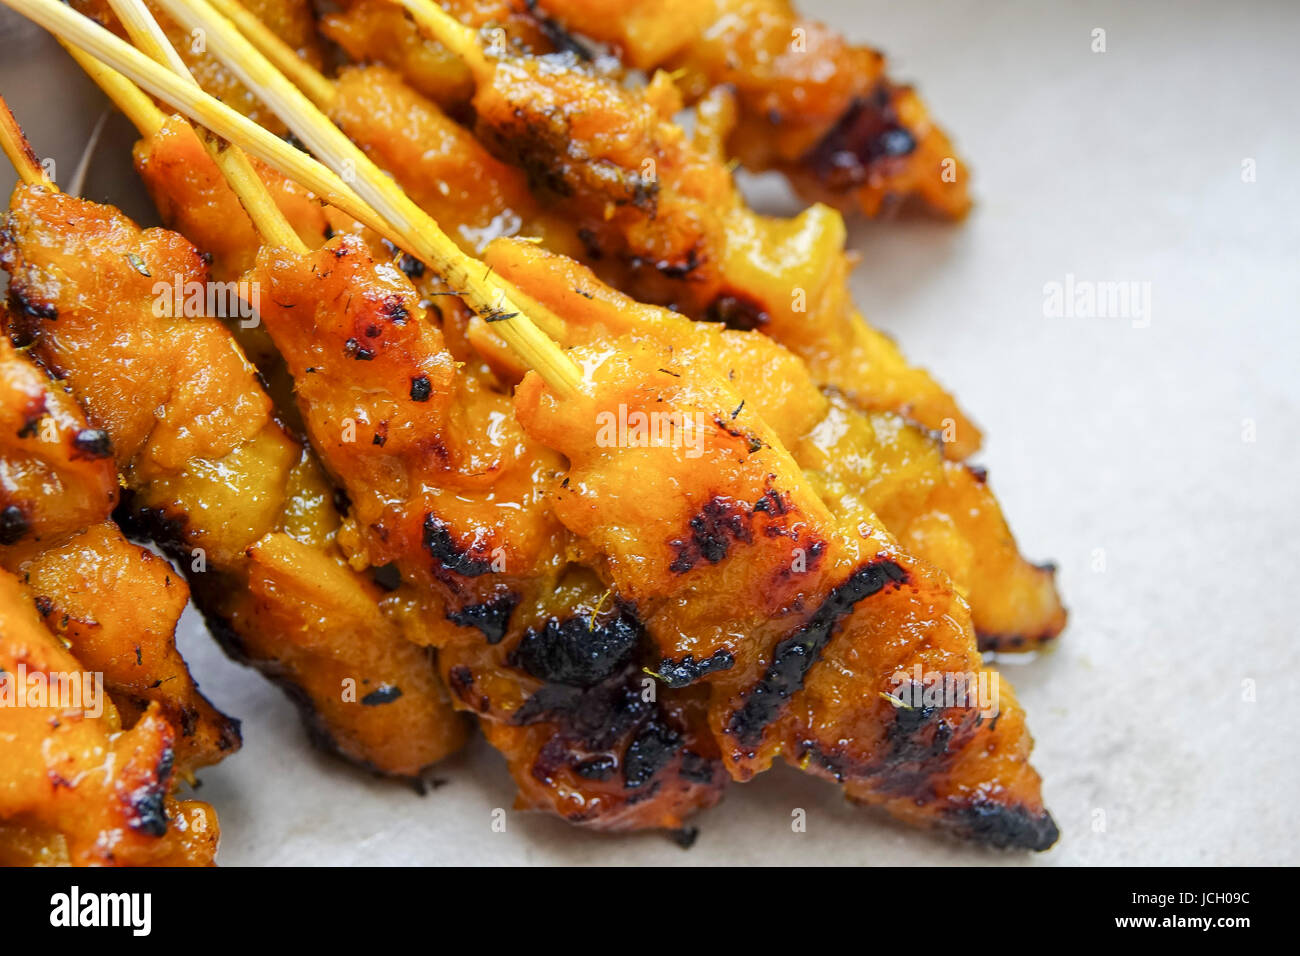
[
  {"x1": 425, "y1": 42, "x2": 982, "y2": 458},
  {"x1": 13, "y1": 523, "x2": 243, "y2": 772},
  {"x1": 249, "y1": 233, "x2": 728, "y2": 828},
  {"x1": 513, "y1": 337, "x2": 1057, "y2": 848},
  {"x1": 1, "y1": 185, "x2": 468, "y2": 778},
  {"x1": 0, "y1": 565, "x2": 219, "y2": 866},
  {"x1": 0, "y1": 331, "x2": 240, "y2": 774},
  {"x1": 479, "y1": 240, "x2": 1065, "y2": 652},
  {"x1": 530, "y1": 0, "x2": 971, "y2": 218},
  {"x1": 132, "y1": 113, "x2": 336, "y2": 429},
  {"x1": 134, "y1": 115, "x2": 332, "y2": 285}
]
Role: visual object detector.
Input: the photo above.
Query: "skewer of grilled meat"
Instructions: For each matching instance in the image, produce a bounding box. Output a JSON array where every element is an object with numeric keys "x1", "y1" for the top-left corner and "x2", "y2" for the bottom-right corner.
[
  {"x1": 352, "y1": 11, "x2": 984, "y2": 459},
  {"x1": 479, "y1": 239, "x2": 1066, "y2": 652},
  {"x1": 44, "y1": 3, "x2": 1053, "y2": 843},
  {"x1": 0, "y1": 183, "x2": 468, "y2": 778},
  {"x1": 512, "y1": 335, "x2": 1056, "y2": 849},
  {"x1": 527, "y1": 0, "x2": 971, "y2": 219},
  {"x1": 0, "y1": 325, "x2": 222, "y2": 863},
  {"x1": 0, "y1": 330, "x2": 241, "y2": 774},
  {"x1": 325, "y1": 0, "x2": 969, "y2": 219},
  {"x1": 248, "y1": 230, "x2": 727, "y2": 828},
  {"x1": 0, "y1": 567, "x2": 221, "y2": 865}
]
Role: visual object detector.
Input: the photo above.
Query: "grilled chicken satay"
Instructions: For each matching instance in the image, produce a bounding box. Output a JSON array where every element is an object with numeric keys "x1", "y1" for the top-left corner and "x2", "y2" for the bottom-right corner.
[
  {"x1": 71, "y1": 0, "x2": 323, "y2": 135},
  {"x1": 0, "y1": 185, "x2": 467, "y2": 778},
  {"x1": 327, "y1": 0, "x2": 968, "y2": 218},
  {"x1": 512, "y1": 337, "x2": 1056, "y2": 848},
  {"x1": 0, "y1": 330, "x2": 240, "y2": 773},
  {"x1": 529, "y1": 0, "x2": 970, "y2": 219},
  {"x1": 66, "y1": 0, "x2": 1051, "y2": 842},
  {"x1": 480, "y1": 240, "x2": 1066, "y2": 652},
  {"x1": 249, "y1": 232, "x2": 727, "y2": 828},
  {"x1": 363, "y1": 18, "x2": 981, "y2": 458},
  {"x1": 0, "y1": 568, "x2": 219, "y2": 866}
]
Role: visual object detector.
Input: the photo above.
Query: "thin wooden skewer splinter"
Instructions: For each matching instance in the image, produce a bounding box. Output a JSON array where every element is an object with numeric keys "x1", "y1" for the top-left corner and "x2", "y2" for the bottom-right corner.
[{"x1": 0, "y1": 95, "x2": 47, "y2": 188}]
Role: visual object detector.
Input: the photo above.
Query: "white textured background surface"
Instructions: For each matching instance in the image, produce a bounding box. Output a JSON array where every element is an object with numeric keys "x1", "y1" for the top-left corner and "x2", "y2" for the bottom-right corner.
[{"x1": 1, "y1": 0, "x2": 1297, "y2": 865}]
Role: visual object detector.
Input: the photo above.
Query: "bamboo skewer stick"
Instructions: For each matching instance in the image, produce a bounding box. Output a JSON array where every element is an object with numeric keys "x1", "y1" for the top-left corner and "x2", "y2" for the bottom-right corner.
[
  {"x1": 151, "y1": 0, "x2": 579, "y2": 393},
  {"x1": 0, "y1": 95, "x2": 50, "y2": 188},
  {"x1": 103, "y1": 0, "x2": 303, "y2": 252},
  {"x1": 0, "y1": 0, "x2": 579, "y2": 394}
]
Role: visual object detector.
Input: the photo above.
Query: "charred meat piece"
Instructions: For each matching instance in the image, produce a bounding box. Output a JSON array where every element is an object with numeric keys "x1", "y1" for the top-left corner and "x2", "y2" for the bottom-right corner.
[
  {"x1": 252, "y1": 234, "x2": 726, "y2": 828},
  {"x1": 430, "y1": 567, "x2": 728, "y2": 830},
  {"x1": 513, "y1": 337, "x2": 1056, "y2": 848},
  {"x1": 249, "y1": 233, "x2": 568, "y2": 617}
]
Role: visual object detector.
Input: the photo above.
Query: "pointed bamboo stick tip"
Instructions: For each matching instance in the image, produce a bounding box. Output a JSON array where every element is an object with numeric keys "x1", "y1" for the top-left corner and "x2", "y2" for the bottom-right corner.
[{"x1": 0, "y1": 95, "x2": 53, "y2": 189}]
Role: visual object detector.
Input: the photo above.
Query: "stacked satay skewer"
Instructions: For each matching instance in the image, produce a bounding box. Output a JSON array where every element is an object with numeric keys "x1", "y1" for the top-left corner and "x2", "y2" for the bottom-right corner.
[
  {"x1": 0, "y1": 0, "x2": 1063, "y2": 861},
  {"x1": 0, "y1": 102, "x2": 232, "y2": 864},
  {"x1": 321, "y1": 0, "x2": 973, "y2": 219}
]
